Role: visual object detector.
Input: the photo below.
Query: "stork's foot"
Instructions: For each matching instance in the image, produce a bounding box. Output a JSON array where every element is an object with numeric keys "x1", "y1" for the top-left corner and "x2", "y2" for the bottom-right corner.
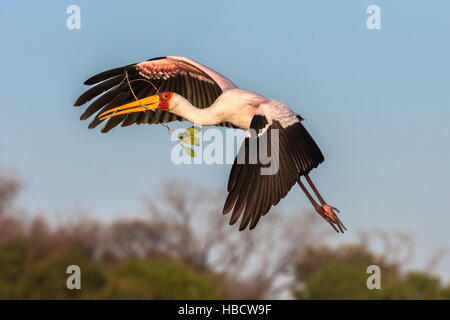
[{"x1": 314, "y1": 204, "x2": 347, "y2": 233}]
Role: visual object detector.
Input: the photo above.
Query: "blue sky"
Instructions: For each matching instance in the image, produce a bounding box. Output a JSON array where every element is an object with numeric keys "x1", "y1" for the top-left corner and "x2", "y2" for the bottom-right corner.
[{"x1": 1, "y1": 1, "x2": 449, "y2": 275}]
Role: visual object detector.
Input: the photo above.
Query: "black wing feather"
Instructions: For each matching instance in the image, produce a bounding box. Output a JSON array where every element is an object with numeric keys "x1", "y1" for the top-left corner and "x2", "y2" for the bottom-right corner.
[
  {"x1": 74, "y1": 57, "x2": 229, "y2": 132},
  {"x1": 223, "y1": 115, "x2": 324, "y2": 230}
]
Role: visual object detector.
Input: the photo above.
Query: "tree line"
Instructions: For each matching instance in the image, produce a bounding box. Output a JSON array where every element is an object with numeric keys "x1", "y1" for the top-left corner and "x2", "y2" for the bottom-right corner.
[{"x1": 0, "y1": 168, "x2": 449, "y2": 299}]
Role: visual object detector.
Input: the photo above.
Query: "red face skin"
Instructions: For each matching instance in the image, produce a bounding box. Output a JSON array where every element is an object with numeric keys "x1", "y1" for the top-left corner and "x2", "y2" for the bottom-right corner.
[{"x1": 156, "y1": 92, "x2": 173, "y2": 110}]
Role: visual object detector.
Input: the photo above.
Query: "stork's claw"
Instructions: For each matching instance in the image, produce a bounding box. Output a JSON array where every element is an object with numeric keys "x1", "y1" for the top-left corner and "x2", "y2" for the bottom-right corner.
[{"x1": 314, "y1": 204, "x2": 346, "y2": 233}]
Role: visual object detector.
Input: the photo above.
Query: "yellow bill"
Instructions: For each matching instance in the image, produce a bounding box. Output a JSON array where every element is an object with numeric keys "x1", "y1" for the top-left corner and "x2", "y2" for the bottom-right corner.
[{"x1": 99, "y1": 95, "x2": 161, "y2": 120}]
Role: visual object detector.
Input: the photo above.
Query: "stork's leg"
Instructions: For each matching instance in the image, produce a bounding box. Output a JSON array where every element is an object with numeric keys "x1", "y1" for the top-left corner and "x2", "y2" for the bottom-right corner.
[
  {"x1": 304, "y1": 174, "x2": 346, "y2": 232},
  {"x1": 304, "y1": 174, "x2": 326, "y2": 205},
  {"x1": 297, "y1": 178, "x2": 340, "y2": 232},
  {"x1": 297, "y1": 176, "x2": 346, "y2": 233}
]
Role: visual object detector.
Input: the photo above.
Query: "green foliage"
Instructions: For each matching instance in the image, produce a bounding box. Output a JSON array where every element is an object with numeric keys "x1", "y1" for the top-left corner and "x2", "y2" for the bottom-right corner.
[
  {"x1": 181, "y1": 144, "x2": 197, "y2": 158},
  {"x1": 298, "y1": 264, "x2": 370, "y2": 299},
  {"x1": 0, "y1": 240, "x2": 224, "y2": 299},
  {"x1": 179, "y1": 133, "x2": 200, "y2": 146},
  {"x1": 295, "y1": 245, "x2": 384, "y2": 281},
  {"x1": 293, "y1": 245, "x2": 450, "y2": 300},
  {"x1": 19, "y1": 245, "x2": 105, "y2": 299},
  {"x1": 177, "y1": 126, "x2": 201, "y2": 157},
  {"x1": 0, "y1": 239, "x2": 29, "y2": 299},
  {"x1": 102, "y1": 257, "x2": 224, "y2": 299},
  {"x1": 185, "y1": 126, "x2": 201, "y2": 136},
  {"x1": 381, "y1": 271, "x2": 447, "y2": 300}
]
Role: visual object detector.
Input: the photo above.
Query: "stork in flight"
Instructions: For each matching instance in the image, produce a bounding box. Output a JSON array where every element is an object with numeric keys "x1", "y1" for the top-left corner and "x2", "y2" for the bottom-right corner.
[{"x1": 74, "y1": 56, "x2": 346, "y2": 233}]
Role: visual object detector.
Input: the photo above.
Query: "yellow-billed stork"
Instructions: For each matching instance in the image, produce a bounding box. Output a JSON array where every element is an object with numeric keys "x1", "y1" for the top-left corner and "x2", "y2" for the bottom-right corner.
[{"x1": 74, "y1": 56, "x2": 346, "y2": 232}]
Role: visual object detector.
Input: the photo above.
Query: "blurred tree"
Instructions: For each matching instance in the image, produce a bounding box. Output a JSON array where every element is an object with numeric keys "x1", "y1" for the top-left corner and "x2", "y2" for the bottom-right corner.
[
  {"x1": 101, "y1": 256, "x2": 224, "y2": 299},
  {"x1": 0, "y1": 169, "x2": 25, "y2": 243},
  {"x1": 381, "y1": 271, "x2": 449, "y2": 300},
  {"x1": 134, "y1": 180, "x2": 323, "y2": 299},
  {"x1": 0, "y1": 169, "x2": 21, "y2": 217},
  {"x1": 297, "y1": 263, "x2": 373, "y2": 299},
  {"x1": 1, "y1": 166, "x2": 449, "y2": 300},
  {"x1": 0, "y1": 239, "x2": 29, "y2": 299},
  {"x1": 293, "y1": 245, "x2": 397, "y2": 299},
  {"x1": 90, "y1": 180, "x2": 323, "y2": 298},
  {"x1": 19, "y1": 245, "x2": 105, "y2": 299},
  {"x1": 293, "y1": 244, "x2": 450, "y2": 300}
]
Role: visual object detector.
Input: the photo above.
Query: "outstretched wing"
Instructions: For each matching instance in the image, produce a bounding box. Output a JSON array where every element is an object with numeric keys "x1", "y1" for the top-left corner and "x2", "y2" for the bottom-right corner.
[
  {"x1": 223, "y1": 111, "x2": 324, "y2": 231},
  {"x1": 74, "y1": 56, "x2": 237, "y2": 132}
]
